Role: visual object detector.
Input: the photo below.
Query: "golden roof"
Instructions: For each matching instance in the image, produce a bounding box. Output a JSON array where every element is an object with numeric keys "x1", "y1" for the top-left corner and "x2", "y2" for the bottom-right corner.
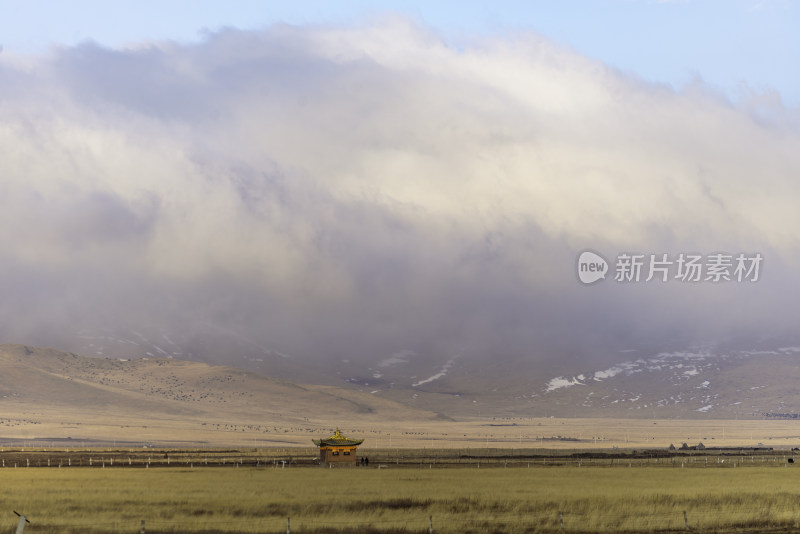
[{"x1": 312, "y1": 428, "x2": 364, "y2": 447}]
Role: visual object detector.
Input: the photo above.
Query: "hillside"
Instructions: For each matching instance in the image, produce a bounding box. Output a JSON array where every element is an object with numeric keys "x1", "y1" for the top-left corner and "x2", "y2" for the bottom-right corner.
[
  {"x1": 0, "y1": 344, "x2": 445, "y2": 447},
  {"x1": 6, "y1": 344, "x2": 800, "y2": 449},
  {"x1": 58, "y1": 331, "x2": 800, "y2": 420},
  {"x1": 532, "y1": 348, "x2": 800, "y2": 419},
  {"x1": 306, "y1": 345, "x2": 800, "y2": 420}
]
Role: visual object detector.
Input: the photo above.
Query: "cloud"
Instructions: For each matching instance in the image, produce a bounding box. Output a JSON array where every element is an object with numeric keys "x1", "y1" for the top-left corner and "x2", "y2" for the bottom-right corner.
[{"x1": 0, "y1": 18, "x2": 798, "y2": 372}]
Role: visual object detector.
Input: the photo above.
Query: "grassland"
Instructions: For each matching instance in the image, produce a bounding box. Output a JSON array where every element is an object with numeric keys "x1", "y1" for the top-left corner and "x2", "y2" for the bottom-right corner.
[
  {"x1": 4, "y1": 451, "x2": 800, "y2": 533},
  {"x1": 6, "y1": 414, "x2": 800, "y2": 451}
]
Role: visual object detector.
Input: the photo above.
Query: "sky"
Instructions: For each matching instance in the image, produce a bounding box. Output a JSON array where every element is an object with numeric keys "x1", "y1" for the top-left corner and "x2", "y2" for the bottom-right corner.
[
  {"x1": 3, "y1": 1, "x2": 798, "y2": 106},
  {"x1": 0, "y1": 1, "x2": 799, "y2": 374}
]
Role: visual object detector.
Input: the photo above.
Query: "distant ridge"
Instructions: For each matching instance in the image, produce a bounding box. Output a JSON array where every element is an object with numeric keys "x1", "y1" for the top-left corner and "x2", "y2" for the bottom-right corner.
[
  {"x1": 2, "y1": 343, "x2": 799, "y2": 427},
  {"x1": 0, "y1": 344, "x2": 446, "y2": 444}
]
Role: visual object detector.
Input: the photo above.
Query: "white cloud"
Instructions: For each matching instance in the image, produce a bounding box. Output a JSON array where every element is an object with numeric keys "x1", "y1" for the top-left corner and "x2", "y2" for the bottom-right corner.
[{"x1": 0, "y1": 19, "x2": 798, "y2": 367}]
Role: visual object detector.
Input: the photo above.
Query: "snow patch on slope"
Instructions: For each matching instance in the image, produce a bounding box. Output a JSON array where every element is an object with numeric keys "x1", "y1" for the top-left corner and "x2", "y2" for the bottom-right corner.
[
  {"x1": 546, "y1": 376, "x2": 586, "y2": 392},
  {"x1": 379, "y1": 351, "x2": 414, "y2": 368},
  {"x1": 412, "y1": 357, "x2": 457, "y2": 387}
]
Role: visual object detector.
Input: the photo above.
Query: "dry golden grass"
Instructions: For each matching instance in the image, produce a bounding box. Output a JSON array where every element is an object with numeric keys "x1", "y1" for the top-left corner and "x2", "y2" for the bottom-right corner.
[
  {"x1": 5, "y1": 459, "x2": 800, "y2": 533},
  {"x1": 4, "y1": 412, "x2": 800, "y2": 451}
]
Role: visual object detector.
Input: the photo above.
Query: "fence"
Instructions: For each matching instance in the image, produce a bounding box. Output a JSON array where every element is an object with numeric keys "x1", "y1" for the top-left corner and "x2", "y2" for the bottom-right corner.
[
  {"x1": 0, "y1": 451, "x2": 796, "y2": 469},
  {"x1": 11, "y1": 508, "x2": 800, "y2": 533}
]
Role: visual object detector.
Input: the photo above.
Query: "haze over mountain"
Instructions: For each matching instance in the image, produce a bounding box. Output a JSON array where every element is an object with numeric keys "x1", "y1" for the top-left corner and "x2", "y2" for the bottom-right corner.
[
  {"x1": 1, "y1": 18, "x2": 799, "y2": 403},
  {"x1": 4, "y1": 342, "x2": 800, "y2": 435}
]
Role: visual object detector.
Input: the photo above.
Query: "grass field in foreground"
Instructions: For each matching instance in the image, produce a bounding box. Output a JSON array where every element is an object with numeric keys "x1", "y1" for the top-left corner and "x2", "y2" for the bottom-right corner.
[{"x1": 5, "y1": 464, "x2": 800, "y2": 533}]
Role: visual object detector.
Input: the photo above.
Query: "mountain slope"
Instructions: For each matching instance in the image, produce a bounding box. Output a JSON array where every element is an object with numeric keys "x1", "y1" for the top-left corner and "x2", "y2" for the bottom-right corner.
[
  {"x1": 536, "y1": 348, "x2": 800, "y2": 418},
  {"x1": 0, "y1": 344, "x2": 445, "y2": 424},
  {"x1": 6, "y1": 342, "x2": 800, "y2": 425}
]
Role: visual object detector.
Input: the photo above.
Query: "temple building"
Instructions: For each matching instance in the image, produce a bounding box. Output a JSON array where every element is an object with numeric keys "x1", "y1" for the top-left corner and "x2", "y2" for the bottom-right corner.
[{"x1": 313, "y1": 428, "x2": 364, "y2": 466}]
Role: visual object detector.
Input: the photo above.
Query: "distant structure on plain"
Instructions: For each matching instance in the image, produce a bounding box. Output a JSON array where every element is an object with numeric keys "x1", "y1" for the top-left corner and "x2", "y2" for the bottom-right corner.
[{"x1": 313, "y1": 428, "x2": 364, "y2": 467}]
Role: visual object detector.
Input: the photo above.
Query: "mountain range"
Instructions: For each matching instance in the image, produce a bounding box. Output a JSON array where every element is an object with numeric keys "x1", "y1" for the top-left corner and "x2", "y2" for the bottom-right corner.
[{"x1": 46, "y1": 330, "x2": 800, "y2": 420}]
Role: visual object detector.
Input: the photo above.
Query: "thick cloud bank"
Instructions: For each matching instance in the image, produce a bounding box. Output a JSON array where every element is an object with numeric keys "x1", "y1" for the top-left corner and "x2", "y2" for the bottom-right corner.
[{"x1": 1, "y1": 19, "x2": 798, "y2": 369}]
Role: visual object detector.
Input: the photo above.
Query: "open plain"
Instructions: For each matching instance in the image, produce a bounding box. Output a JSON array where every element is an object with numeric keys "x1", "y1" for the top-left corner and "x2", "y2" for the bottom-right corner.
[
  {"x1": 4, "y1": 409, "x2": 800, "y2": 450},
  {"x1": 4, "y1": 451, "x2": 800, "y2": 533},
  {"x1": 6, "y1": 346, "x2": 800, "y2": 532}
]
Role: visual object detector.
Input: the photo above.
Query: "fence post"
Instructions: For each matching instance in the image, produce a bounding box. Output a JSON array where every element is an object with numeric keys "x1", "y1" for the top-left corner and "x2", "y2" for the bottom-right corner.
[
  {"x1": 683, "y1": 510, "x2": 690, "y2": 530},
  {"x1": 429, "y1": 515, "x2": 434, "y2": 533},
  {"x1": 140, "y1": 519, "x2": 145, "y2": 534},
  {"x1": 559, "y1": 512, "x2": 565, "y2": 533},
  {"x1": 14, "y1": 511, "x2": 30, "y2": 534},
  {"x1": 286, "y1": 516, "x2": 291, "y2": 534}
]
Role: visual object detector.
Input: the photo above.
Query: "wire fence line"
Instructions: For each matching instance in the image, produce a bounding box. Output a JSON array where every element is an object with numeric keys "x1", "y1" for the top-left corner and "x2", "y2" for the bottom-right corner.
[
  {"x1": 0, "y1": 442, "x2": 795, "y2": 470},
  {"x1": 0, "y1": 452, "x2": 796, "y2": 469},
  {"x1": 10, "y1": 506, "x2": 800, "y2": 534}
]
